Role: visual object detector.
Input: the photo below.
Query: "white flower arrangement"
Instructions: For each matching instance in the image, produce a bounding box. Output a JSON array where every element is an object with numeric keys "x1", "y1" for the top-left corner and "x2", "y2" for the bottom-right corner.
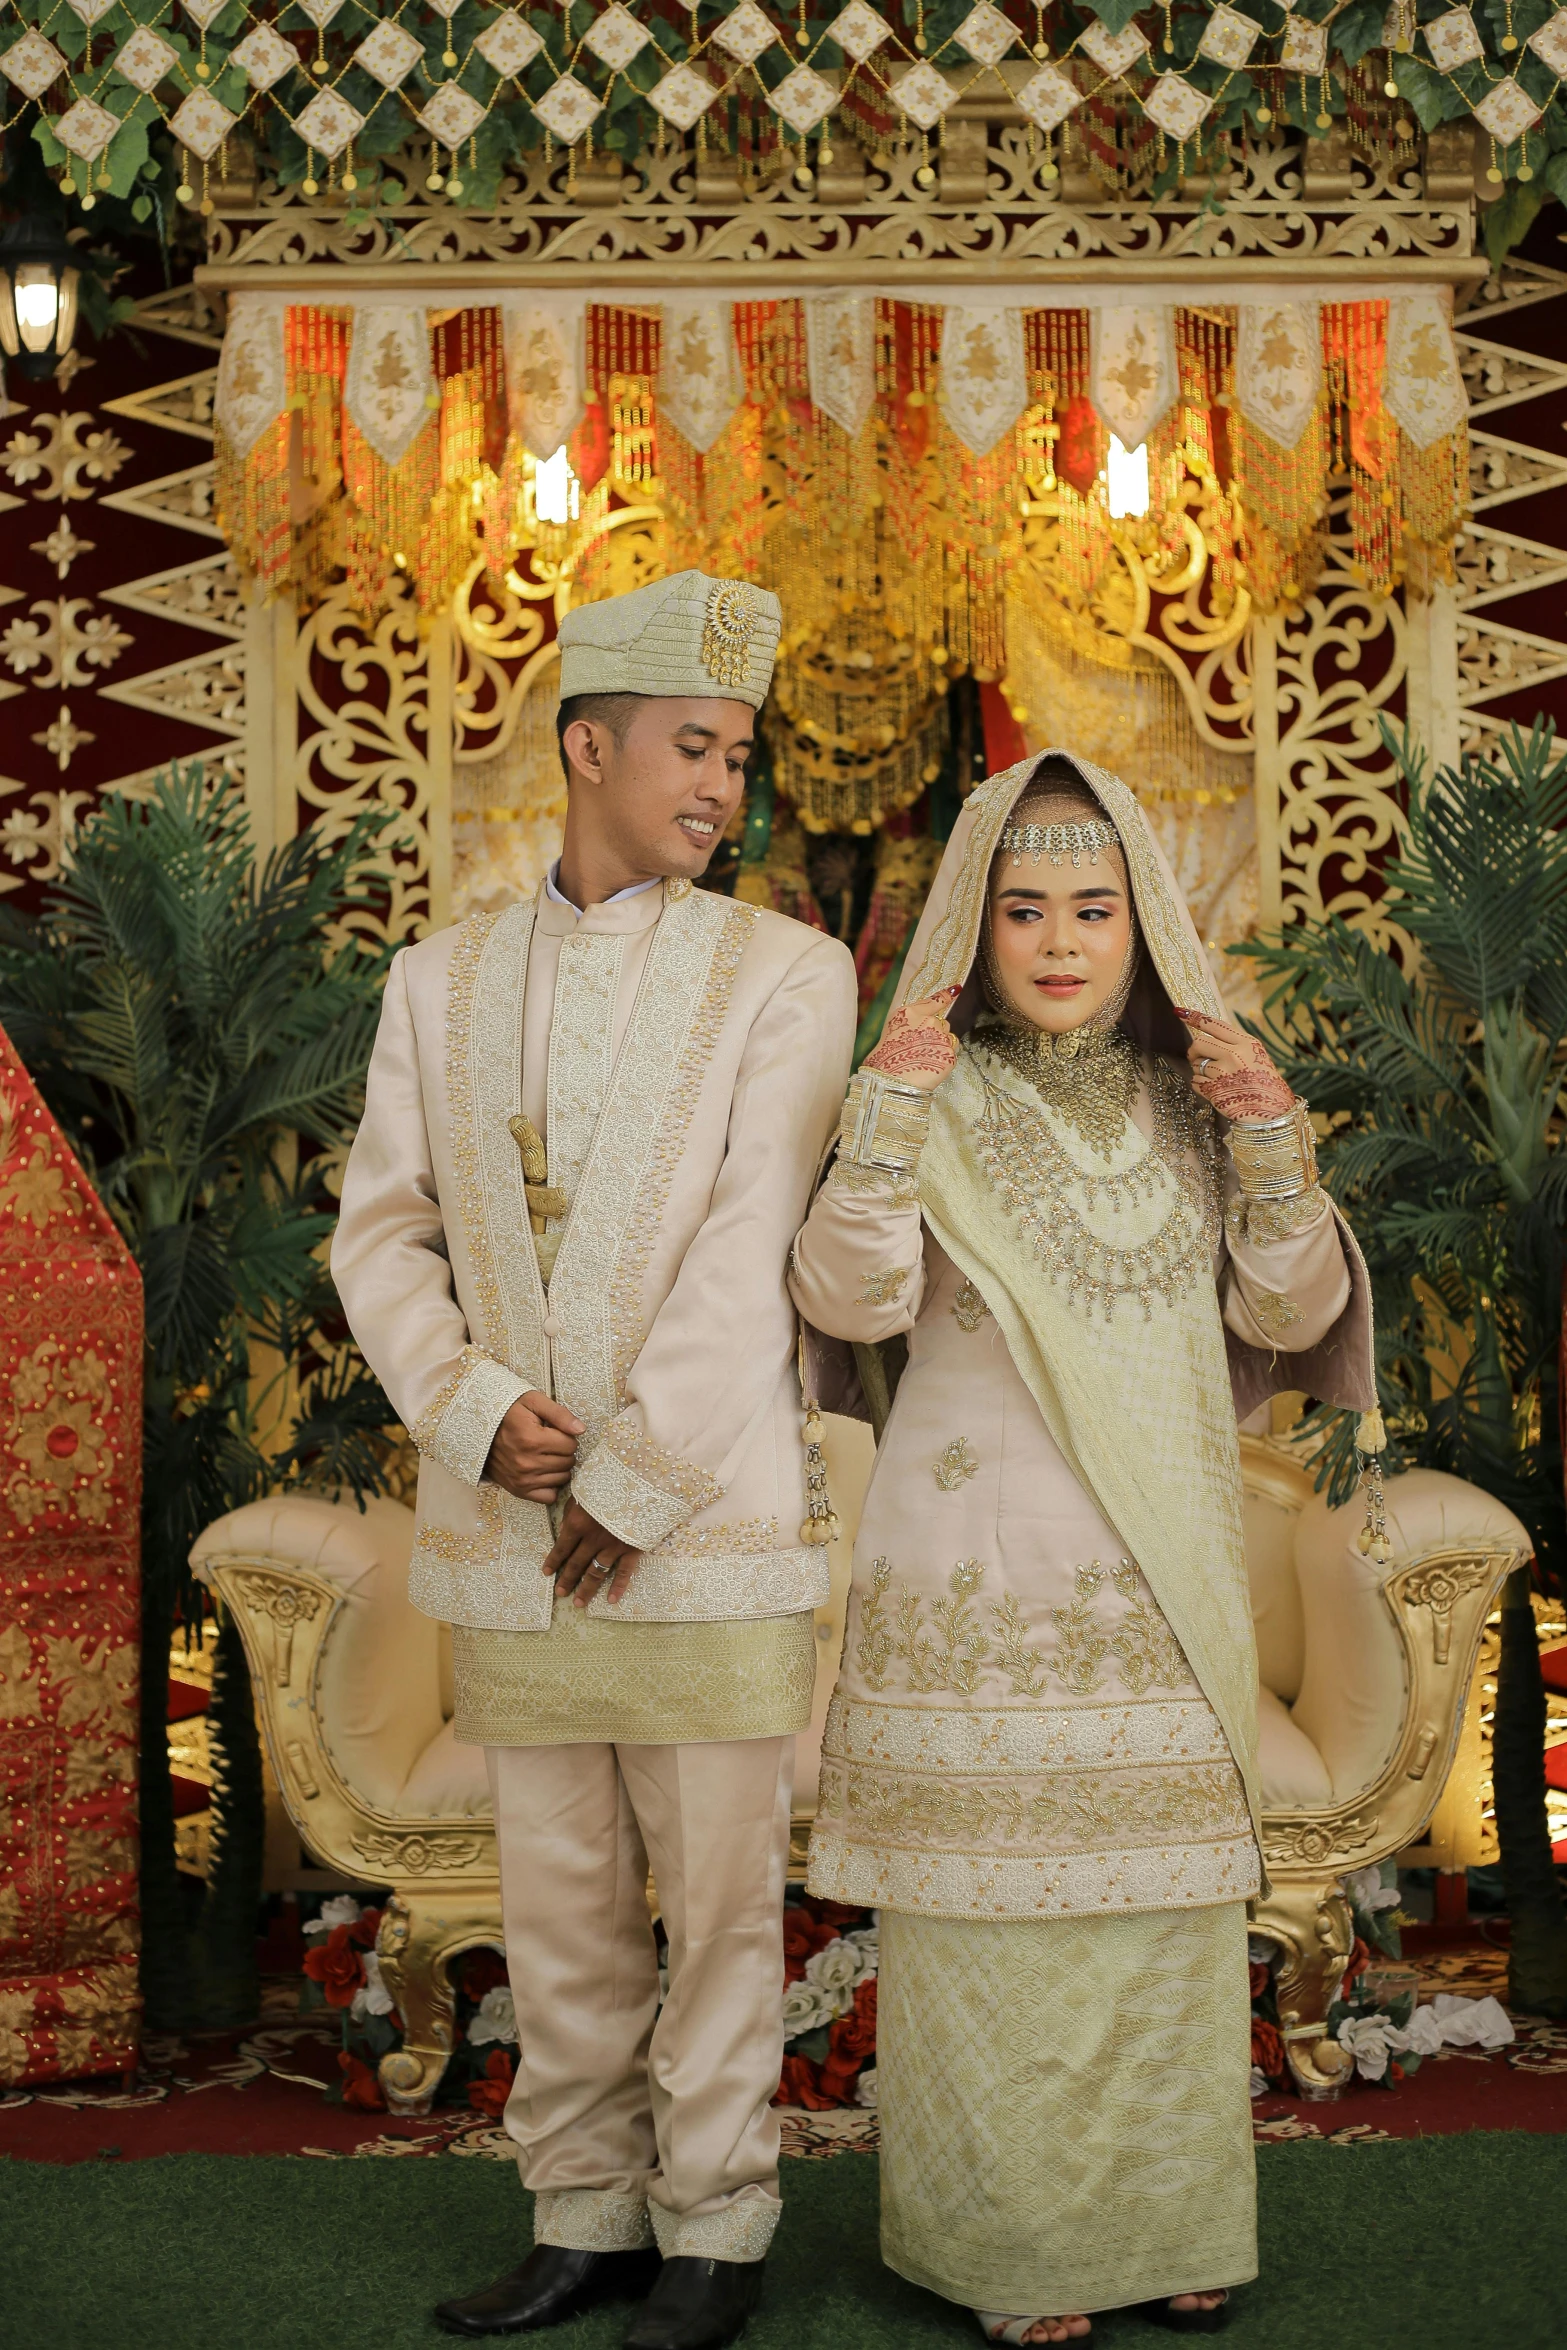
[
  {"x1": 854, "y1": 2066, "x2": 878, "y2": 2110},
  {"x1": 469, "y1": 1986, "x2": 519, "y2": 2047},
  {"x1": 803, "y1": 1938, "x2": 865, "y2": 2011},
  {"x1": 1332, "y1": 1990, "x2": 1514, "y2": 2079},
  {"x1": 782, "y1": 1979, "x2": 842, "y2": 2039},
  {"x1": 1343, "y1": 1865, "x2": 1401, "y2": 1917},
  {"x1": 304, "y1": 1894, "x2": 365, "y2": 1937},
  {"x1": 781, "y1": 1917, "x2": 880, "y2": 2042},
  {"x1": 350, "y1": 1949, "x2": 396, "y2": 2022}
]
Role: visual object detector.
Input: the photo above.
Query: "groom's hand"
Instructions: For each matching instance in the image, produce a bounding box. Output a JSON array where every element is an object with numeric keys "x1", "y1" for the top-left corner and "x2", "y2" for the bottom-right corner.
[
  {"x1": 485, "y1": 1391, "x2": 584, "y2": 1504},
  {"x1": 545, "y1": 1501, "x2": 642, "y2": 1608}
]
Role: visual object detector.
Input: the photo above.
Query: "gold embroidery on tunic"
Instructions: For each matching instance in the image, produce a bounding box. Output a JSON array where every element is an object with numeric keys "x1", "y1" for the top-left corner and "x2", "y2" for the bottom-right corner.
[
  {"x1": 895, "y1": 1560, "x2": 989, "y2": 1695},
  {"x1": 827, "y1": 1160, "x2": 919, "y2": 1203},
  {"x1": 821, "y1": 1755, "x2": 1250, "y2": 1854},
  {"x1": 989, "y1": 1591, "x2": 1049, "y2": 1698},
  {"x1": 932, "y1": 1438, "x2": 979, "y2": 1491},
  {"x1": 1051, "y1": 1563, "x2": 1113, "y2": 1696},
  {"x1": 855, "y1": 1557, "x2": 895, "y2": 1691},
  {"x1": 1226, "y1": 1186, "x2": 1330, "y2": 1250},
  {"x1": 951, "y1": 1279, "x2": 989, "y2": 1331},
  {"x1": 1248, "y1": 1287, "x2": 1307, "y2": 1336},
  {"x1": 861, "y1": 1266, "x2": 912, "y2": 1307},
  {"x1": 1111, "y1": 1600, "x2": 1193, "y2": 1696}
]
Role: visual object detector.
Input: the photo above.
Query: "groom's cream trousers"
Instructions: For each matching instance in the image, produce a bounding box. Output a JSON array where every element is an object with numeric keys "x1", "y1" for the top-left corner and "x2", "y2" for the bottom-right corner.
[{"x1": 487, "y1": 1734, "x2": 795, "y2": 2262}]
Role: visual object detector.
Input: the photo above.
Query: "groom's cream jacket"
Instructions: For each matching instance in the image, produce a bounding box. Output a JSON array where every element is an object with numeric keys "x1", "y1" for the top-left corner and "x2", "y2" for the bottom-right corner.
[{"x1": 333, "y1": 875, "x2": 856, "y2": 1634}]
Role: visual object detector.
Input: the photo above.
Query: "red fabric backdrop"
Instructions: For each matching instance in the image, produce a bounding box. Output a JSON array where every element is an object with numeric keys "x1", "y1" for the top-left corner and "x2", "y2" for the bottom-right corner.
[{"x1": 0, "y1": 1018, "x2": 143, "y2": 2087}]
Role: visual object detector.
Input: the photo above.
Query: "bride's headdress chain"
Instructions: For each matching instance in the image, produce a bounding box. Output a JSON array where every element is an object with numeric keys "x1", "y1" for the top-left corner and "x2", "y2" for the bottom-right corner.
[{"x1": 1000, "y1": 818, "x2": 1121, "y2": 869}]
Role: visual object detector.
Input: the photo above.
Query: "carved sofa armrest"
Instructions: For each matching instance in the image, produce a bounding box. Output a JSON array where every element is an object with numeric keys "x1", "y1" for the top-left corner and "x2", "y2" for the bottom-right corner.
[
  {"x1": 1284, "y1": 1465, "x2": 1531, "y2": 1844},
  {"x1": 191, "y1": 1492, "x2": 494, "y2": 1882},
  {"x1": 1252, "y1": 1465, "x2": 1529, "y2": 2100}
]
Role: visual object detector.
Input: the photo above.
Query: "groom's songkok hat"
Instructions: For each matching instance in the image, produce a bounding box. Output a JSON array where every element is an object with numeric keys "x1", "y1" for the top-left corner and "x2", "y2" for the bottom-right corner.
[{"x1": 557, "y1": 570, "x2": 782, "y2": 711}]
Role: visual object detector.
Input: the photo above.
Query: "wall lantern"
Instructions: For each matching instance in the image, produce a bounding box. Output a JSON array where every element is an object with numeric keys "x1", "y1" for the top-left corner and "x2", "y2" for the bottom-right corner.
[{"x1": 0, "y1": 215, "x2": 81, "y2": 382}]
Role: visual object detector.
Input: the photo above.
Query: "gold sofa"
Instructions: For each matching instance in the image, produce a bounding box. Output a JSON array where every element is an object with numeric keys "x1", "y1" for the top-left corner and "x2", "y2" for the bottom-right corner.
[{"x1": 194, "y1": 1425, "x2": 1526, "y2": 2113}]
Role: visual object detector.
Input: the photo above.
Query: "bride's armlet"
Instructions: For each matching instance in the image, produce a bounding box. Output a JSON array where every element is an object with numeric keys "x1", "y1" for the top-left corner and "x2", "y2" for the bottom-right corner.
[
  {"x1": 1218, "y1": 1105, "x2": 1350, "y2": 1351},
  {"x1": 788, "y1": 1068, "x2": 929, "y2": 1340}
]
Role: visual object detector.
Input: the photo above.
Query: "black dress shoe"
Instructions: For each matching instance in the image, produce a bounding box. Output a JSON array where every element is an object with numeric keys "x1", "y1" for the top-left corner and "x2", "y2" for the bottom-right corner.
[
  {"x1": 622, "y1": 2256, "x2": 765, "y2": 2350},
  {"x1": 435, "y1": 2244, "x2": 662, "y2": 2336}
]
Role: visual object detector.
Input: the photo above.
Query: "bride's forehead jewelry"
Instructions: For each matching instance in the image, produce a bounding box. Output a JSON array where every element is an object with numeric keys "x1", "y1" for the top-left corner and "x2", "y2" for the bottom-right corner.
[{"x1": 1001, "y1": 818, "x2": 1120, "y2": 868}]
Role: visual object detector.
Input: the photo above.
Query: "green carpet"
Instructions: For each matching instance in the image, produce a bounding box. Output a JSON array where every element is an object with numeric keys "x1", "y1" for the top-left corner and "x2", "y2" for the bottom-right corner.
[{"x1": 3, "y1": 2140, "x2": 1562, "y2": 2350}]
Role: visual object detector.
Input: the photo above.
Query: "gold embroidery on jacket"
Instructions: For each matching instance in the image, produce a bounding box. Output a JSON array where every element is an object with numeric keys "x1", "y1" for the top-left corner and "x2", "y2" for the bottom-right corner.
[
  {"x1": 647, "y1": 1515, "x2": 781, "y2": 1557},
  {"x1": 895, "y1": 1559, "x2": 988, "y2": 1695},
  {"x1": 860, "y1": 1266, "x2": 911, "y2": 1307},
  {"x1": 932, "y1": 1437, "x2": 979, "y2": 1491},
  {"x1": 596, "y1": 1421, "x2": 725, "y2": 1513},
  {"x1": 855, "y1": 1556, "x2": 895, "y2": 1691},
  {"x1": 606, "y1": 899, "x2": 759, "y2": 1403}
]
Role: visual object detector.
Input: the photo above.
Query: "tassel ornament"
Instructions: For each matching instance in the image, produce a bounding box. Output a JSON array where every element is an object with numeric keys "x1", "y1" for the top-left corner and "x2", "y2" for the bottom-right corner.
[{"x1": 1356, "y1": 1407, "x2": 1392, "y2": 1564}]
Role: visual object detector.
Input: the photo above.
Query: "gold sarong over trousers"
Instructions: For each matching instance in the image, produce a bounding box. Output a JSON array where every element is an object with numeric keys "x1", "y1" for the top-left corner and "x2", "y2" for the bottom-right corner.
[{"x1": 878, "y1": 1905, "x2": 1258, "y2": 2315}]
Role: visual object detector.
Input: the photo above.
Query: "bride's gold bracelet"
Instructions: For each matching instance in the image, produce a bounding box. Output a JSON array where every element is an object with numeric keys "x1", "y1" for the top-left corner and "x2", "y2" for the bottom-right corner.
[
  {"x1": 834, "y1": 1068, "x2": 931, "y2": 1175},
  {"x1": 1224, "y1": 1100, "x2": 1327, "y2": 1247}
]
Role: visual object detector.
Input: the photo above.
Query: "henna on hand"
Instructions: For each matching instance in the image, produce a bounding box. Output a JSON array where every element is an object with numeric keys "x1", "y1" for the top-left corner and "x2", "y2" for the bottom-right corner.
[
  {"x1": 1174, "y1": 1008, "x2": 1296, "y2": 1122},
  {"x1": 864, "y1": 988, "x2": 962, "y2": 1090}
]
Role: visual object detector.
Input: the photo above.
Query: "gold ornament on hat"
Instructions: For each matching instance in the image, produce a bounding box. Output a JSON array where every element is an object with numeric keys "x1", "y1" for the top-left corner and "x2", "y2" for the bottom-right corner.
[{"x1": 701, "y1": 579, "x2": 764, "y2": 689}]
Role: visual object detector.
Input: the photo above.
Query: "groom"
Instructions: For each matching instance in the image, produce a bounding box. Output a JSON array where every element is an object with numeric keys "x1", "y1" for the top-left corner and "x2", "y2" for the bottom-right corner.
[{"x1": 333, "y1": 571, "x2": 856, "y2": 2348}]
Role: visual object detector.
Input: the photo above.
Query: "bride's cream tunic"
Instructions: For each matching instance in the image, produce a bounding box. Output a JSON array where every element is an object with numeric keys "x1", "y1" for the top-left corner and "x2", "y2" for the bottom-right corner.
[{"x1": 789, "y1": 1058, "x2": 1351, "y2": 1922}]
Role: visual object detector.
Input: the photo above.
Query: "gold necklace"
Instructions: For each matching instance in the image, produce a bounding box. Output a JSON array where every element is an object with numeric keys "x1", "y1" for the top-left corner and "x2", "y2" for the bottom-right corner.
[
  {"x1": 973, "y1": 1018, "x2": 1140, "y2": 1160},
  {"x1": 961, "y1": 1041, "x2": 1227, "y2": 1323}
]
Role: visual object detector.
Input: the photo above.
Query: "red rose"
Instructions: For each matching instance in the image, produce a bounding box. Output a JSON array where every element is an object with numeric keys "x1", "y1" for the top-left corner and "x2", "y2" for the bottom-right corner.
[
  {"x1": 304, "y1": 1924, "x2": 365, "y2": 2009},
  {"x1": 1249, "y1": 1961, "x2": 1271, "y2": 1999},
  {"x1": 1343, "y1": 1937, "x2": 1370, "y2": 1988},
  {"x1": 338, "y1": 2051, "x2": 385, "y2": 2112},
  {"x1": 773, "y1": 2053, "x2": 837, "y2": 2110},
  {"x1": 1251, "y1": 2020, "x2": 1287, "y2": 2085},
  {"x1": 469, "y1": 2049, "x2": 515, "y2": 2119},
  {"x1": 782, "y1": 1911, "x2": 838, "y2": 1966},
  {"x1": 811, "y1": 1901, "x2": 866, "y2": 1932},
  {"x1": 818, "y1": 1976, "x2": 878, "y2": 2103},
  {"x1": 1390, "y1": 2061, "x2": 1405, "y2": 2083},
  {"x1": 349, "y1": 1907, "x2": 382, "y2": 1950}
]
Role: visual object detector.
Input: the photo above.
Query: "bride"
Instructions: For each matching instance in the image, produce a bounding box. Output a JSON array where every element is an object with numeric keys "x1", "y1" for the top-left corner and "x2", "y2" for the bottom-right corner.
[{"x1": 789, "y1": 752, "x2": 1372, "y2": 2342}]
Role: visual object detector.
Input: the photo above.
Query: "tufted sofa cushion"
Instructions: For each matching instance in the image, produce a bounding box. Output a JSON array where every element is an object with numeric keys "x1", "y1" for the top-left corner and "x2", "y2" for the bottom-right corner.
[{"x1": 192, "y1": 1493, "x2": 446, "y2": 1817}]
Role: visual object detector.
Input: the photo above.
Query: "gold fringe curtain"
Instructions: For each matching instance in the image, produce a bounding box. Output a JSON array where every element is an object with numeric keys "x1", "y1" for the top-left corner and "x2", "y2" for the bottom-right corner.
[{"x1": 215, "y1": 298, "x2": 1468, "y2": 652}]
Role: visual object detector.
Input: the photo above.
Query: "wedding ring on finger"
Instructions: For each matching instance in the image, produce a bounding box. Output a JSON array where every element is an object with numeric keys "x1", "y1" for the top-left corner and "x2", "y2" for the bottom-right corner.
[
  {"x1": 590, "y1": 1556, "x2": 613, "y2": 1578},
  {"x1": 1196, "y1": 1055, "x2": 1214, "y2": 1077}
]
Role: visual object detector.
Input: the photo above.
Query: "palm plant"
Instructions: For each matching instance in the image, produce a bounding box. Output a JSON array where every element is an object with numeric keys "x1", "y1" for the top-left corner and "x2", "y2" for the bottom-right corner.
[
  {"x1": 0, "y1": 766, "x2": 396, "y2": 2030},
  {"x1": 1244, "y1": 719, "x2": 1567, "y2": 2018}
]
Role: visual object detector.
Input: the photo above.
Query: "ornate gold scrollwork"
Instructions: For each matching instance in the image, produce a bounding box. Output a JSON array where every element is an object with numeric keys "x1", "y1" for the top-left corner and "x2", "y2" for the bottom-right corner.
[
  {"x1": 351, "y1": 1828, "x2": 491, "y2": 1876},
  {"x1": 1396, "y1": 1552, "x2": 1499, "y2": 1665},
  {"x1": 231, "y1": 1570, "x2": 326, "y2": 1689},
  {"x1": 1260, "y1": 1811, "x2": 1380, "y2": 1872}
]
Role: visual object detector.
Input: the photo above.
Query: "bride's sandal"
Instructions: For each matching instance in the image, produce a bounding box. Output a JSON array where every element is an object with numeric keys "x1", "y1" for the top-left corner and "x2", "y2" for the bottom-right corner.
[
  {"x1": 1132, "y1": 2291, "x2": 1230, "y2": 2334},
  {"x1": 975, "y1": 2316, "x2": 1092, "y2": 2345}
]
